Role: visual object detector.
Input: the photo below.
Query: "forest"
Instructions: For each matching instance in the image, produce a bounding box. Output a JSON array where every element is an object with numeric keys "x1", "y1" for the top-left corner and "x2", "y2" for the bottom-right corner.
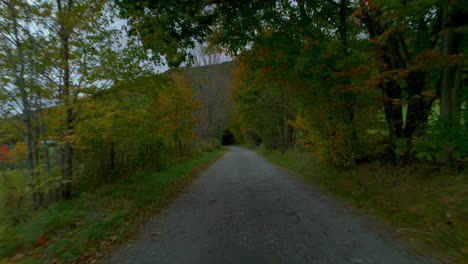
[{"x1": 0, "y1": 0, "x2": 466, "y2": 262}]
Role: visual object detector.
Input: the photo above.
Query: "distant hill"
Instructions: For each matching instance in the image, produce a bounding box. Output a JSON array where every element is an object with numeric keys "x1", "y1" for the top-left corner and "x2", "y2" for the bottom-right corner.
[
  {"x1": 165, "y1": 61, "x2": 234, "y2": 84},
  {"x1": 167, "y1": 61, "x2": 235, "y2": 138}
]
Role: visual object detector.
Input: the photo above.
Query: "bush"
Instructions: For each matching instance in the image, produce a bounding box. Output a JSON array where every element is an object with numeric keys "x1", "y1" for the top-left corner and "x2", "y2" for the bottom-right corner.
[
  {"x1": 0, "y1": 169, "x2": 28, "y2": 225},
  {"x1": 194, "y1": 138, "x2": 221, "y2": 153},
  {"x1": 414, "y1": 121, "x2": 468, "y2": 163}
]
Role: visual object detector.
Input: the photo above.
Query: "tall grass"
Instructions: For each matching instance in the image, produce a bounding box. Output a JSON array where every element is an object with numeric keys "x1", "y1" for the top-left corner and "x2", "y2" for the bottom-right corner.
[{"x1": 0, "y1": 169, "x2": 28, "y2": 224}]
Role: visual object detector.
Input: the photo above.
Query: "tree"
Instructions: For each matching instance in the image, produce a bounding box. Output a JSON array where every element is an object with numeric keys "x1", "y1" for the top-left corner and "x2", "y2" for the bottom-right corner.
[
  {"x1": 232, "y1": 39, "x2": 297, "y2": 152},
  {"x1": 117, "y1": 0, "x2": 340, "y2": 61},
  {"x1": 438, "y1": 0, "x2": 467, "y2": 162},
  {"x1": 118, "y1": 0, "x2": 361, "y2": 160},
  {"x1": 36, "y1": 0, "x2": 152, "y2": 198},
  {"x1": 119, "y1": 0, "x2": 467, "y2": 165},
  {"x1": 0, "y1": 0, "x2": 52, "y2": 206},
  {"x1": 0, "y1": 0, "x2": 154, "y2": 205}
]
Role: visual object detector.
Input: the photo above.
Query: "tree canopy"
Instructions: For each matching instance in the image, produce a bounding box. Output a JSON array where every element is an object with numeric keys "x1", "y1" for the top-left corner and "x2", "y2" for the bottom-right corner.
[{"x1": 119, "y1": 0, "x2": 467, "y2": 165}]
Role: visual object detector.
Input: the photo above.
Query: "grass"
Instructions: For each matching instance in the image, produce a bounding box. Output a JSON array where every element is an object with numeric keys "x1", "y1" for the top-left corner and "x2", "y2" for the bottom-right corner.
[
  {"x1": 0, "y1": 169, "x2": 28, "y2": 224},
  {"x1": 0, "y1": 147, "x2": 226, "y2": 263},
  {"x1": 255, "y1": 145, "x2": 468, "y2": 263}
]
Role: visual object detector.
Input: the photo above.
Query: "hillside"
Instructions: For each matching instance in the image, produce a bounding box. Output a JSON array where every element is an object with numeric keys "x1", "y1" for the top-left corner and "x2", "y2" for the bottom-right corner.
[{"x1": 168, "y1": 62, "x2": 235, "y2": 139}]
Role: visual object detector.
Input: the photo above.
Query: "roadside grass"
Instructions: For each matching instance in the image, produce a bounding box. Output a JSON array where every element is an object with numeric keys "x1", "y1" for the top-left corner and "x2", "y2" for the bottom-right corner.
[
  {"x1": 0, "y1": 147, "x2": 226, "y2": 263},
  {"x1": 0, "y1": 169, "x2": 26, "y2": 201},
  {"x1": 0, "y1": 169, "x2": 28, "y2": 224},
  {"x1": 255, "y1": 146, "x2": 468, "y2": 263}
]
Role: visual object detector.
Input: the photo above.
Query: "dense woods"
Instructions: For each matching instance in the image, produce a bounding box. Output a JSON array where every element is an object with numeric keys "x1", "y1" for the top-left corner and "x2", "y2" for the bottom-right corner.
[
  {"x1": 0, "y1": 0, "x2": 467, "y2": 261},
  {"x1": 0, "y1": 0, "x2": 231, "y2": 260},
  {"x1": 116, "y1": 1, "x2": 467, "y2": 258},
  {"x1": 0, "y1": 0, "x2": 227, "y2": 217},
  {"x1": 118, "y1": 0, "x2": 467, "y2": 166}
]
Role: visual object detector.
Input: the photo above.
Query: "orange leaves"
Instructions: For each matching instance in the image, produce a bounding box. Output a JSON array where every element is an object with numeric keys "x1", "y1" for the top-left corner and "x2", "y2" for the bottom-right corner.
[
  {"x1": 353, "y1": 0, "x2": 377, "y2": 18},
  {"x1": 261, "y1": 65, "x2": 271, "y2": 75},
  {"x1": 301, "y1": 42, "x2": 312, "y2": 53},
  {"x1": 422, "y1": 49, "x2": 438, "y2": 59},
  {"x1": 359, "y1": 0, "x2": 377, "y2": 10},
  {"x1": 352, "y1": 0, "x2": 378, "y2": 26},
  {"x1": 0, "y1": 145, "x2": 12, "y2": 162},
  {"x1": 7, "y1": 143, "x2": 27, "y2": 163},
  {"x1": 146, "y1": 72, "x2": 198, "y2": 140},
  {"x1": 37, "y1": 236, "x2": 47, "y2": 246},
  {"x1": 351, "y1": 9, "x2": 362, "y2": 18},
  {"x1": 157, "y1": 94, "x2": 170, "y2": 107},
  {"x1": 408, "y1": 49, "x2": 464, "y2": 75},
  {"x1": 334, "y1": 66, "x2": 369, "y2": 80}
]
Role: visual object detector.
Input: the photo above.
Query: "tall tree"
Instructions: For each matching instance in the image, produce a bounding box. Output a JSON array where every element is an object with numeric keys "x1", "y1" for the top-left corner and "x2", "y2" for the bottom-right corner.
[
  {"x1": 0, "y1": 0, "x2": 51, "y2": 206},
  {"x1": 119, "y1": 0, "x2": 467, "y2": 164},
  {"x1": 438, "y1": 0, "x2": 467, "y2": 162},
  {"x1": 36, "y1": 0, "x2": 152, "y2": 198},
  {"x1": 0, "y1": 0, "x2": 34, "y2": 178},
  {"x1": 350, "y1": 0, "x2": 447, "y2": 162}
]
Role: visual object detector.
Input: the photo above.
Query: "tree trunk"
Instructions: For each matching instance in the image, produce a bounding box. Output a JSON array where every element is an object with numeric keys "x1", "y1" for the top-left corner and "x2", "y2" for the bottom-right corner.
[
  {"x1": 338, "y1": 0, "x2": 358, "y2": 163},
  {"x1": 110, "y1": 141, "x2": 116, "y2": 175},
  {"x1": 440, "y1": 29, "x2": 462, "y2": 123},
  {"x1": 56, "y1": 0, "x2": 75, "y2": 199},
  {"x1": 362, "y1": 12, "x2": 432, "y2": 164},
  {"x1": 339, "y1": 0, "x2": 348, "y2": 55},
  {"x1": 37, "y1": 94, "x2": 53, "y2": 205},
  {"x1": 439, "y1": 9, "x2": 465, "y2": 163},
  {"x1": 283, "y1": 102, "x2": 288, "y2": 151},
  {"x1": 405, "y1": 72, "x2": 430, "y2": 138},
  {"x1": 61, "y1": 141, "x2": 73, "y2": 199},
  {"x1": 39, "y1": 108, "x2": 51, "y2": 178},
  {"x1": 178, "y1": 139, "x2": 182, "y2": 155},
  {"x1": 7, "y1": 0, "x2": 42, "y2": 206}
]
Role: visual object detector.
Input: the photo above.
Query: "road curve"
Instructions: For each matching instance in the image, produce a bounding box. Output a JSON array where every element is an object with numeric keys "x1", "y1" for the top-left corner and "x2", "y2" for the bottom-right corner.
[{"x1": 108, "y1": 146, "x2": 431, "y2": 264}]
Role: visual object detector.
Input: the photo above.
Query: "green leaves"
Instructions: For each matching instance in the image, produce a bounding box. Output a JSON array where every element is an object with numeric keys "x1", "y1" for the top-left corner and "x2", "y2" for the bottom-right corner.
[
  {"x1": 414, "y1": 119, "x2": 468, "y2": 162},
  {"x1": 117, "y1": 0, "x2": 215, "y2": 66}
]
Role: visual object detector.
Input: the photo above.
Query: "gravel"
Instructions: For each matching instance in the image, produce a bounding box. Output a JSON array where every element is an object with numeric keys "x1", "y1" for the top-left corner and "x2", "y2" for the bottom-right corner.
[{"x1": 108, "y1": 146, "x2": 433, "y2": 264}]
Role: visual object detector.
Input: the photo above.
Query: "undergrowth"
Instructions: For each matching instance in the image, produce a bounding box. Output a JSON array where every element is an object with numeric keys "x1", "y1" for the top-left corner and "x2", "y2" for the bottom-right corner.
[{"x1": 0, "y1": 147, "x2": 226, "y2": 263}]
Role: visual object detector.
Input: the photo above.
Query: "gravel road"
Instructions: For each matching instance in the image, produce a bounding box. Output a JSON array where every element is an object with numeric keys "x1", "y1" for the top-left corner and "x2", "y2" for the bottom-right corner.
[{"x1": 109, "y1": 146, "x2": 432, "y2": 264}]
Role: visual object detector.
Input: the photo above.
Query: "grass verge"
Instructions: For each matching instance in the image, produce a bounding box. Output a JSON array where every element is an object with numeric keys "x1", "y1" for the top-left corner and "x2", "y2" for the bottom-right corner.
[
  {"x1": 0, "y1": 147, "x2": 227, "y2": 263},
  {"x1": 255, "y1": 146, "x2": 467, "y2": 263}
]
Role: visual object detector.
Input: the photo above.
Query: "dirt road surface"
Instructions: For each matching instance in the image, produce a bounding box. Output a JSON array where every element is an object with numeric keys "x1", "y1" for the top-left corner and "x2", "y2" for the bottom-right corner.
[{"x1": 108, "y1": 146, "x2": 432, "y2": 264}]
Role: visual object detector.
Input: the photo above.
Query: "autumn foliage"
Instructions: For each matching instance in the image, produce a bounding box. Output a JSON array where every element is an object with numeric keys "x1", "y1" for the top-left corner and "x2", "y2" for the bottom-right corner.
[
  {"x1": 227, "y1": 1, "x2": 467, "y2": 166},
  {"x1": 0, "y1": 145, "x2": 11, "y2": 162}
]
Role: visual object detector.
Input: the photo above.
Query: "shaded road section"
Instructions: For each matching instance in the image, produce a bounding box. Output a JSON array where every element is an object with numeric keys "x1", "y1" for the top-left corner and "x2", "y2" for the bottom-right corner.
[{"x1": 109, "y1": 146, "x2": 431, "y2": 264}]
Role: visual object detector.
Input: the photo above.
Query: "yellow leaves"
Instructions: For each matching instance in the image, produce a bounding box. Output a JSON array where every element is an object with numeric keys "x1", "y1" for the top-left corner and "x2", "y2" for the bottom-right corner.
[
  {"x1": 104, "y1": 111, "x2": 115, "y2": 125},
  {"x1": 289, "y1": 116, "x2": 307, "y2": 130},
  {"x1": 141, "y1": 72, "x2": 199, "y2": 142},
  {"x1": 127, "y1": 115, "x2": 138, "y2": 124},
  {"x1": 289, "y1": 116, "x2": 318, "y2": 150},
  {"x1": 41, "y1": 73, "x2": 199, "y2": 152}
]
